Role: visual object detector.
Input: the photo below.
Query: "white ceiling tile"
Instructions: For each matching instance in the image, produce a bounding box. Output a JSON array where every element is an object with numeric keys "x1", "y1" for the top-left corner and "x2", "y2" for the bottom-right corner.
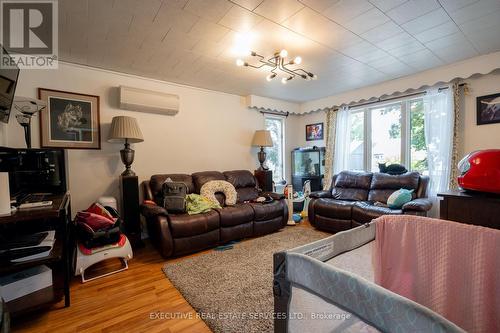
[
  {"x1": 154, "y1": 5, "x2": 199, "y2": 33},
  {"x1": 353, "y1": 49, "x2": 389, "y2": 63},
  {"x1": 431, "y1": 43, "x2": 478, "y2": 63},
  {"x1": 368, "y1": 0, "x2": 407, "y2": 11},
  {"x1": 447, "y1": 0, "x2": 500, "y2": 24},
  {"x1": 218, "y1": 6, "x2": 262, "y2": 32},
  {"x1": 184, "y1": 0, "x2": 233, "y2": 22},
  {"x1": 299, "y1": 0, "x2": 341, "y2": 11},
  {"x1": 414, "y1": 21, "x2": 460, "y2": 43},
  {"x1": 253, "y1": 0, "x2": 304, "y2": 24},
  {"x1": 401, "y1": 8, "x2": 451, "y2": 35},
  {"x1": 465, "y1": 27, "x2": 500, "y2": 53},
  {"x1": 57, "y1": 0, "x2": 500, "y2": 102},
  {"x1": 386, "y1": 0, "x2": 440, "y2": 24},
  {"x1": 459, "y1": 9, "x2": 500, "y2": 35},
  {"x1": 375, "y1": 32, "x2": 419, "y2": 51},
  {"x1": 389, "y1": 40, "x2": 426, "y2": 57},
  {"x1": 323, "y1": 0, "x2": 374, "y2": 25},
  {"x1": 283, "y1": 7, "x2": 362, "y2": 50},
  {"x1": 343, "y1": 8, "x2": 390, "y2": 34},
  {"x1": 188, "y1": 19, "x2": 230, "y2": 43},
  {"x1": 231, "y1": 0, "x2": 265, "y2": 11},
  {"x1": 424, "y1": 32, "x2": 471, "y2": 51},
  {"x1": 439, "y1": 0, "x2": 480, "y2": 13},
  {"x1": 401, "y1": 49, "x2": 443, "y2": 70},
  {"x1": 361, "y1": 21, "x2": 403, "y2": 43}
]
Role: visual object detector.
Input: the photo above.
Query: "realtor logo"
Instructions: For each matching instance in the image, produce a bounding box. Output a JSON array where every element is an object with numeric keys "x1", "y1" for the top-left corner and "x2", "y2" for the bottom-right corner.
[{"x1": 0, "y1": 0, "x2": 58, "y2": 69}]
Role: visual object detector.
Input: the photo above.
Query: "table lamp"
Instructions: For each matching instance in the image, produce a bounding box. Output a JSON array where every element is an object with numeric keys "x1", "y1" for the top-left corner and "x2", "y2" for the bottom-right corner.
[
  {"x1": 108, "y1": 116, "x2": 143, "y2": 176},
  {"x1": 252, "y1": 130, "x2": 273, "y2": 170}
]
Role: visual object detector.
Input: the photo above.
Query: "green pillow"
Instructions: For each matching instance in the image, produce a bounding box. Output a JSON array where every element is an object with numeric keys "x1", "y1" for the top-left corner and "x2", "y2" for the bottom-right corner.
[{"x1": 387, "y1": 189, "x2": 414, "y2": 209}]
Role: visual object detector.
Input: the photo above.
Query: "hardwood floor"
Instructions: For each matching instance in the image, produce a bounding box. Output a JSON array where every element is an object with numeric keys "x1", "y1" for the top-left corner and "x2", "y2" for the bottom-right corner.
[{"x1": 12, "y1": 220, "x2": 313, "y2": 333}]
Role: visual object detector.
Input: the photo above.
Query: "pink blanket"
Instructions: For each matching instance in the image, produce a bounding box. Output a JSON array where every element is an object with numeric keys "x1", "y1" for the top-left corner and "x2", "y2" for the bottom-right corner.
[{"x1": 372, "y1": 215, "x2": 500, "y2": 333}]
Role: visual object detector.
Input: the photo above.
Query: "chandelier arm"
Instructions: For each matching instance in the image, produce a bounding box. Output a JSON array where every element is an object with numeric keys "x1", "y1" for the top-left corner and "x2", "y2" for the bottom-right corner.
[
  {"x1": 246, "y1": 63, "x2": 268, "y2": 69},
  {"x1": 293, "y1": 68, "x2": 313, "y2": 76}
]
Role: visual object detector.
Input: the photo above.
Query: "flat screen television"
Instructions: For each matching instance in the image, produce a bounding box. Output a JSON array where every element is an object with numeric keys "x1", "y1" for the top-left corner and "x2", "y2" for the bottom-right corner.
[{"x1": 0, "y1": 46, "x2": 20, "y2": 123}]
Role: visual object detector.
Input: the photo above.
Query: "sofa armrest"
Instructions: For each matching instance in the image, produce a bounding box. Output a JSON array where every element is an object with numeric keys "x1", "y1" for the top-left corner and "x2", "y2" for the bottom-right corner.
[
  {"x1": 261, "y1": 191, "x2": 285, "y2": 200},
  {"x1": 402, "y1": 198, "x2": 433, "y2": 212},
  {"x1": 309, "y1": 191, "x2": 332, "y2": 199},
  {"x1": 140, "y1": 203, "x2": 168, "y2": 218}
]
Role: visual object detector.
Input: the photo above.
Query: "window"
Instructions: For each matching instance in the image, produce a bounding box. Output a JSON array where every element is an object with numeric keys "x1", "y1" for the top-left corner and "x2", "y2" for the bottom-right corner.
[
  {"x1": 264, "y1": 116, "x2": 285, "y2": 182},
  {"x1": 346, "y1": 97, "x2": 428, "y2": 174}
]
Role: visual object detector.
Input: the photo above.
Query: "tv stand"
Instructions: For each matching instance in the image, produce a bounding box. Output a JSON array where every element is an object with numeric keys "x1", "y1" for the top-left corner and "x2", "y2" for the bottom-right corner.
[{"x1": 0, "y1": 192, "x2": 72, "y2": 315}]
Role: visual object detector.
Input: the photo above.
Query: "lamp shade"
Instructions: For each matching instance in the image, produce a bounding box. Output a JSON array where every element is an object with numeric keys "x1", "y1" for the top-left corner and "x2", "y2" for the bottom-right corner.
[
  {"x1": 252, "y1": 130, "x2": 273, "y2": 147},
  {"x1": 108, "y1": 116, "x2": 144, "y2": 143}
]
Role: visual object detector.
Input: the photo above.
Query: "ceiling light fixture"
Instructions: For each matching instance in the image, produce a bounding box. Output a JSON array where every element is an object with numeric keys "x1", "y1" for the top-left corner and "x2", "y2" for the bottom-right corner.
[{"x1": 236, "y1": 49, "x2": 316, "y2": 83}]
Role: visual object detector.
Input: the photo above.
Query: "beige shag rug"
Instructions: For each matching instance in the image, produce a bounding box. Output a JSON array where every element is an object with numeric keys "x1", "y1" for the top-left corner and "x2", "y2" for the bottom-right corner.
[{"x1": 163, "y1": 226, "x2": 330, "y2": 333}]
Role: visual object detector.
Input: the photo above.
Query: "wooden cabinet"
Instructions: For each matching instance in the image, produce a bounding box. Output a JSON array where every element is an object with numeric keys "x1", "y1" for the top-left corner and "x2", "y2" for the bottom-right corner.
[
  {"x1": 0, "y1": 193, "x2": 72, "y2": 315},
  {"x1": 438, "y1": 190, "x2": 500, "y2": 229},
  {"x1": 254, "y1": 169, "x2": 273, "y2": 192},
  {"x1": 119, "y1": 175, "x2": 143, "y2": 248}
]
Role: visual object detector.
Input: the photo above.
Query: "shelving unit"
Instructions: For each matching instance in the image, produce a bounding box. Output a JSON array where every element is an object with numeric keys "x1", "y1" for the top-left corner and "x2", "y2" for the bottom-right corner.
[{"x1": 0, "y1": 193, "x2": 72, "y2": 315}]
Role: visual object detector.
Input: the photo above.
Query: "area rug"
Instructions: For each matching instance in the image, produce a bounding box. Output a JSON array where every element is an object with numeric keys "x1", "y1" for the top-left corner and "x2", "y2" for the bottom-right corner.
[{"x1": 163, "y1": 226, "x2": 330, "y2": 333}]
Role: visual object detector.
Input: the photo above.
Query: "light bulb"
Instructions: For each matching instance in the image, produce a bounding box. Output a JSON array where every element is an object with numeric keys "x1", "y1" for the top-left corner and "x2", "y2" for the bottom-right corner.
[
  {"x1": 266, "y1": 73, "x2": 276, "y2": 81},
  {"x1": 279, "y1": 49, "x2": 288, "y2": 58},
  {"x1": 281, "y1": 77, "x2": 288, "y2": 84},
  {"x1": 293, "y1": 56, "x2": 302, "y2": 65},
  {"x1": 236, "y1": 59, "x2": 244, "y2": 66}
]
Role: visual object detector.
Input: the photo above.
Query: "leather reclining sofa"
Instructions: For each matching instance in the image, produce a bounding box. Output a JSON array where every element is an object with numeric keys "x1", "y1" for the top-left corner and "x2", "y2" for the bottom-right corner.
[
  {"x1": 140, "y1": 170, "x2": 288, "y2": 258},
  {"x1": 308, "y1": 171, "x2": 432, "y2": 233}
]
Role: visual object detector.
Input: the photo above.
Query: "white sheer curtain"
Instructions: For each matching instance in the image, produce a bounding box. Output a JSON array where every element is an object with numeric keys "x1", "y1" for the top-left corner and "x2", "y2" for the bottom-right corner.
[
  {"x1": 333, "y1": 106, "x2": 350, "y2": 174},
  {"x1": 423, "y1": 87, "x2": 454, "y2": 217}
]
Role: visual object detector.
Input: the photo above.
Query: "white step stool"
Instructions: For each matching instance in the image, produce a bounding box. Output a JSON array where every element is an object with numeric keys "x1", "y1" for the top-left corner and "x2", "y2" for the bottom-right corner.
[{"x1": 74, "y1": 235, "x2": 133, "y2": 283}]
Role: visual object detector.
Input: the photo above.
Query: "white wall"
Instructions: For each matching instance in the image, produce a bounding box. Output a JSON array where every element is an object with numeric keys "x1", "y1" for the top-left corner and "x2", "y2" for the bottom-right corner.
[
  {"x1": 2, "y1": 63, "x2": 296, "y2": 214},
  {"x1": 462, "y1": 72, "x2": 500, "y2": 153},
  {"x1": 289, "y1": 71, "x2": 500, "y2": 167}
]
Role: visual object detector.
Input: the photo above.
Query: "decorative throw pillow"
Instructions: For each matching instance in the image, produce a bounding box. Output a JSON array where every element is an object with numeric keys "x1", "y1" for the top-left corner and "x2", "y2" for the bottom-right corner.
[
  {"x1": 387, "y1": 189, "x2": 414, "y2": 209},
  {"x1": 200, "y1": 180, "x2": 237, "y2": 206}
]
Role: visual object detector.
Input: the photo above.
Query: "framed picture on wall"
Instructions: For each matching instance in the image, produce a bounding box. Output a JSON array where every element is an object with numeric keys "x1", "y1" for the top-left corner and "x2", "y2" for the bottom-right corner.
[
  {"x1": 305, "y1": 122, "x2": 324, "y2": 141},
  {"x1": 38, "y1": 88, "x2": 101, "y2": 149},
  {"x1": 477, "y1": 93, "x2": 500, "y2": 125}
]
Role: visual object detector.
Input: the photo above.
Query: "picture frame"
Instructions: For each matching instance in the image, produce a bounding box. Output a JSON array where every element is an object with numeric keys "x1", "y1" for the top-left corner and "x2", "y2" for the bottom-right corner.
[
  {"x1": 477, "y1": 92, "x2": 500, "y2": 125},
  {"x1": 305, "y1": 122, "x2": 324, "y2": 141},
  {"x1": 38, "y1": 88, "x2": 101, "y2": 149}
]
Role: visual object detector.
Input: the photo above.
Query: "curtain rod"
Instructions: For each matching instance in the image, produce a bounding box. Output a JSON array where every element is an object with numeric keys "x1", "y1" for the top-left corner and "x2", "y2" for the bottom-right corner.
[
  {"x1": 339, "y1": 83, "x2": 467, "y2": 110},
  {"x1": 259, "y1": 109, "x2": 289, "y2": 117}
]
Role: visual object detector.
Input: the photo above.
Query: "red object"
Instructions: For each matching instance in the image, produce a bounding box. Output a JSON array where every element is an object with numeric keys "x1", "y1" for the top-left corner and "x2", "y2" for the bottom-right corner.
[
  {"x1": 76, "y1": 211, "x2": 116, "y2": 231},
  {"x1": 458, "y1": 149, "x2": 500, "y2": 194}
]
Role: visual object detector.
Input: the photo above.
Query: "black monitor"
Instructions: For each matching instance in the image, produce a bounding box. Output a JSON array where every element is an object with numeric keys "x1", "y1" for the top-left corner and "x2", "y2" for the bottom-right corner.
[{"x1": 0, "y1": 46, "x2": 20, "y2": 124}]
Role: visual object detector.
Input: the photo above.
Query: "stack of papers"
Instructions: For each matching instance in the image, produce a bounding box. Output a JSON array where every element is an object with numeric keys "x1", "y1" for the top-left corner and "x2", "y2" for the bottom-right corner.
[{"x1": 10, "y1": 231, "x2": 56, "y2": 263}]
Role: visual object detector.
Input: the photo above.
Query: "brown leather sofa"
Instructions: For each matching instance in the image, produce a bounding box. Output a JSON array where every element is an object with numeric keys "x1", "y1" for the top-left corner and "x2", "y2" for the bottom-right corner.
[
  {"x1": 140, "y1": 170, "x2": 288, "y2": 258},
  {"x1": 308, "y1": 171, "x2": 432, "y2": 233}
]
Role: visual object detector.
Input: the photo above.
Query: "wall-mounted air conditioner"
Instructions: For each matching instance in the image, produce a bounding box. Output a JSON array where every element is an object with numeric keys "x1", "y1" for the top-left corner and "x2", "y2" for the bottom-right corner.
[{"x1": 119, "y1": 86, "x2": 179, "y2": 115}]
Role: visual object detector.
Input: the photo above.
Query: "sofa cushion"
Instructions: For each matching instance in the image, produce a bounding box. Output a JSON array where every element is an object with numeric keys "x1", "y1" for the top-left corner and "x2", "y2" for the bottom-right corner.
[
  {"x1": 168, "y1": 210, "x2": 219, "y2": 238},
  {"x1": 313, "y1": 198, "x2": 355, "y2": 220},
  {"x1": 352, "y1": 201, "x2": 402, "y2": 224},
  {"x1": 223, "y1": 170, "x2": 259, "y2": 202},
  {"x1": 215, "y1": 204, "x2": 254, "y2": 227},
  {"x1": 192, "y1": 171, "x2": 225, "y2": 193},
  {"x1": 250, "y1": 200, "x2": 284, "y2": 221},
  {"x1": 150, "y1": 174, "x2": 194, "y2": 204},
  {"x1": 235, "y1": 187, "x2": 259, "y2": 203},
  {"x1": 368, "y1": 172, "x2": 420, "y2": 203},
  {"x1": 223, "y1": 170, "x2": 256, "y2": 188},
  {"x1": 332, "y1": 171, "x2": 373, "y2": 201}
]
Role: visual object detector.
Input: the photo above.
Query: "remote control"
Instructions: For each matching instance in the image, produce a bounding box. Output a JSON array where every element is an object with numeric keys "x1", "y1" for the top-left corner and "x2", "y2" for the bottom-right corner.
[{"x1": 19, "y1": 201, "x2": 53, "y2": 209}]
